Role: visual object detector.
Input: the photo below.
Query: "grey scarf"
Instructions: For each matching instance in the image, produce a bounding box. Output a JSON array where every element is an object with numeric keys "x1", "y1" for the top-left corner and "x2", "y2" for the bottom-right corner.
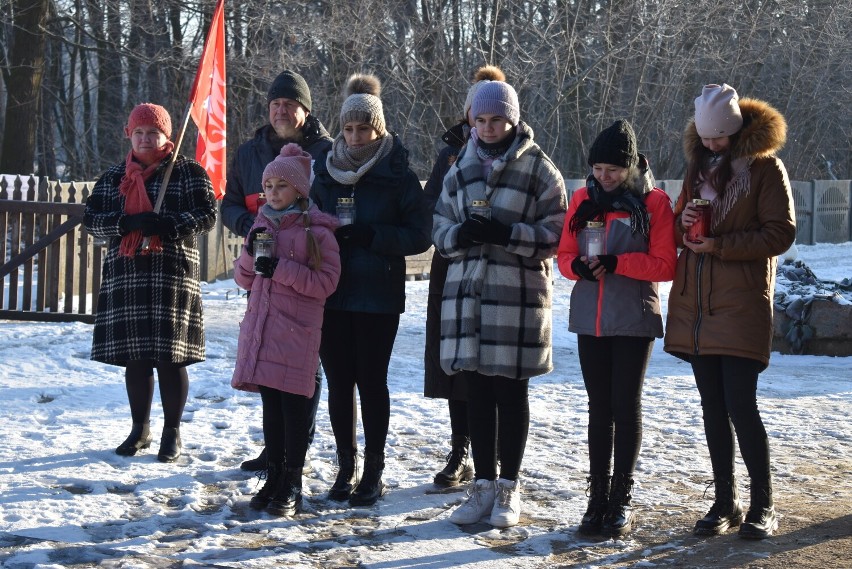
[{"x1": 326, "y1": 133, "x2": 394, "y2": 186}]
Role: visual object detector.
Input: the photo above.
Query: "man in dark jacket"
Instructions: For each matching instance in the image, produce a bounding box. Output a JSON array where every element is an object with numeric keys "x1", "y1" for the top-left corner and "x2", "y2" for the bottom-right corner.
[
  {"x1": 221, "y1": 70, "x2": 333, "y2": 237},
  {"x1": 222, "y1": 70, "x2": 333, "y2": 471}
]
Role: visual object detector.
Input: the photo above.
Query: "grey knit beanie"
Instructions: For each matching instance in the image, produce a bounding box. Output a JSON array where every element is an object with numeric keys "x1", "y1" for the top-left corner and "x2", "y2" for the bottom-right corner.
[
  {"x1": 267, "y1": 70, "x2": 312, "y2": 111},
  {"x1": 470, "y1": 81, "x2": 520, "y2": 126},
  {"x1": 694, "y1": 83, "x2": 742, "y2": 138},
  {"x1": 339, "y1": 74, "x2": 386, "y2": 136}
]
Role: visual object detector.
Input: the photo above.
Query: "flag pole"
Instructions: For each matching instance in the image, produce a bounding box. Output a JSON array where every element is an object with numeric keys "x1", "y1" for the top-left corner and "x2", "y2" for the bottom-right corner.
[{"x1": 140, "y1": 0, "x2": 225, "y2": 250}]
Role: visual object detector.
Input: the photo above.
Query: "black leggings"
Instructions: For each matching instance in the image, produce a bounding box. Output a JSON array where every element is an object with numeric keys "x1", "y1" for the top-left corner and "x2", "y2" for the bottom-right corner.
[
  {"x1": 465, "y1": 372, "x2": 529, "y2": 481},
  {"x1": 577, "y1": 335, "x2": 653, "y2": 475},
  {"x1": 692, "y1": 355, "x2": 770, "y2": 483},
  {"x1": 258, "y1": 385, "x2": 311, "y2": 469},
  {"x1": 125, "y1": 360, "x2": 188, "y2": 429},
  {"x1": 320, "y1": 310, "x2": 400, "y2": 456}
]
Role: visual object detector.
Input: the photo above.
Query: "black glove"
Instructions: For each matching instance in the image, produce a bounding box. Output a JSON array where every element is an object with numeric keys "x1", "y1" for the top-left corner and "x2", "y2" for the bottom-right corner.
[
  {"x1": 595, "y1": 254, "x2": 618, "y2": 274},
  {"x1": 457, "y1": 218, "x2": 481, "y2": 248},
  {"x1": 335, "y1": 223, "x2": 375, "y2": 248},
  {"x1": 245, "y1": 227, "x2": 267, "y2": 256},
  {"x1": 254, "y1": 256, "x2": 278, "y2": 278},
  {"x1": 119, "y1": 212, "x2": 159, "y2": 235},
  {"x1": 469, "y1": 214, "x2": 512, "y2": 246},
  {"x1": 140, "y1": 213, "x2": 175, "y2": 237},
  {"x1": 572, "y1": 256, "x2": 597, "y2": 281}
]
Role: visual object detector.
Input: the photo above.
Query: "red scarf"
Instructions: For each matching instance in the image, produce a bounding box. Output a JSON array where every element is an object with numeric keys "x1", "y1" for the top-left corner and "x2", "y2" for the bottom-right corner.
[{"x1": 118, "y1": 142, "x2": 175, "y2": 257}]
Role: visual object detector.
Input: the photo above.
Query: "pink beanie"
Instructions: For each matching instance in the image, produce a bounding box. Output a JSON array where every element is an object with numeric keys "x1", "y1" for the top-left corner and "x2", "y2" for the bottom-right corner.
[
  {"x1": 262, "y1": 143, "x2": 312, "y2": 197},
  {"x1": 127, "y1": 103, "x2": 173, "y2": 138},
  {"x1": 694, "y1": 84, "x2": 743, "y2": 138}
]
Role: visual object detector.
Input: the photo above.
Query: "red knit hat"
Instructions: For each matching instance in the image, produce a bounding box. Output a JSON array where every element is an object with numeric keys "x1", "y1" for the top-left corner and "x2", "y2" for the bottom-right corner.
[
  {"x1": 127, "y1": 103, "x2": 173, "y2": 138},
  {"x1": 262, "y1": 143, "x2": 313, "y2": 197}
]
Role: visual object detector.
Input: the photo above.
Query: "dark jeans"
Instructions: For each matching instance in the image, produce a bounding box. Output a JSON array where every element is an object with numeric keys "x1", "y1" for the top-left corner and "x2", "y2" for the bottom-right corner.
[
  {"x1": 577, "y1": 335, "x2": 653, "y2": 475},
  {"x1": 320, "y1": 309, "x2": 400, "y2": 456},
  {"x1": 692, "y1": 354, "x2": 770, "y2": 483},
  {"x1": 465, "y1": 372, "x2": 529, "y2": 481},
  {"x1": 258, "y1": 385, "x2": 311, "y2": 469}
]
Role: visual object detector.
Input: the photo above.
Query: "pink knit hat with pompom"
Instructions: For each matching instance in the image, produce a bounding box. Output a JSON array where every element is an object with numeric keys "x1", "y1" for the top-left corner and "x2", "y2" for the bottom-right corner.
[{"x1": 262, "y1": 143, "x2": 313, "y2": 197}]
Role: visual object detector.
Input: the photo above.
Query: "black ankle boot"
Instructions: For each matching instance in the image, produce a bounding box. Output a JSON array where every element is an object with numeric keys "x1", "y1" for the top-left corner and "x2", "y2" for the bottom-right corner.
[
  {"x1": 602, "y1": 473, "x2": 635, "y2": 537},
  {"x1": 328, "y1": 448, "x2": 359, "y2": 502},
  {"x1": 350, "y1": 451, "x2": 386, "y2": 506},
  {"x1": 267, "y1": 466, "x2": 303, "y2": 517},
  {"x1": 241, "y1": 447, "x2": 268, "y2": 471},
  {"x1": 157, "y1": 427, "x2": 181, "y2": 463},
  {"x1": 434, "y1": 436, "x2": 474, "y2": 487},
  {"x1": 739, "y1": 481, "x2": 777, "y2": 539},
  {"x1": 578, "y1": 474, "x2": 610, "y2": 535},
  {"x1": 694, "y1": 476, "x2": 744, "y2": 535},
  {"x1": 116, "y1": 422, "x2": 152, "y2": 456},
  {"x1": 249, "y1": 462, "x2": 283, "y2": 510}
]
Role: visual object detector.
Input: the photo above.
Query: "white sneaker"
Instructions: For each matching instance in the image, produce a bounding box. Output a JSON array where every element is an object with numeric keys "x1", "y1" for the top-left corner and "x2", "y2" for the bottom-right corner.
[
  {"x1": 490, "y1": 477, "x2": 521, "y2": 528},
  {"x1": 449, "y1": 479, "x2": 496, "y2": 525}
]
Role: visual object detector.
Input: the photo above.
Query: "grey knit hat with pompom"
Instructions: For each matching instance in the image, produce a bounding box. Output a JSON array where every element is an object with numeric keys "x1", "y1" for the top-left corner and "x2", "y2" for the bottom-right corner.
[{"x1": 339, "y1": 74, "x2": 386, "y2": 136}]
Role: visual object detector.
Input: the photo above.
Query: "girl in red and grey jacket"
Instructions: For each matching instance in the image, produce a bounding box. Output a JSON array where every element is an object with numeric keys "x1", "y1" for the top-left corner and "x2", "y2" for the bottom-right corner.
[
  {"x1": 231, "y1": 143, "x2": 341, "y2": 517},
  {"x1": 557, "y1": 120, "x2": 676, "y2": 537}
]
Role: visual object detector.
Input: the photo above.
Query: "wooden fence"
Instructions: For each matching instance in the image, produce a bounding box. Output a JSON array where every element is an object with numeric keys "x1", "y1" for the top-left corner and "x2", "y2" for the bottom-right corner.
[{"x1": 2, "y1": 174, "x2": 850, "y2": 323}]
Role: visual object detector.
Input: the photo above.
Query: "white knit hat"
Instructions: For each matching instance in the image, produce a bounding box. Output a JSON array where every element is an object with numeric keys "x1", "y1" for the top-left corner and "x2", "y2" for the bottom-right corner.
[{"x1": 694, "y1": 84, "x2": 743, "y2": 138}]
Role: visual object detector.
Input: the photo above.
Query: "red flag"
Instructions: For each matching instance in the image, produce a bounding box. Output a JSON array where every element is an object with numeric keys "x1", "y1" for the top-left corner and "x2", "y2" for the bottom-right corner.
[{"x1": 189, "y1": 0, "x2": 227, "y2": 199}]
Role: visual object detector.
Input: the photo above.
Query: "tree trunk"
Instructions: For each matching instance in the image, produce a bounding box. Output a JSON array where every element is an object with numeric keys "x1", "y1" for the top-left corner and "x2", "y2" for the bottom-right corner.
[{"x1": 1, "y1": 0, "x2": 49, "y2": 175}]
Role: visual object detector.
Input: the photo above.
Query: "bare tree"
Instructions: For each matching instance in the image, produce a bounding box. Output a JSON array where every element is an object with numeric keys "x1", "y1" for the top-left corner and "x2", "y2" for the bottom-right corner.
[
  {"x1": 1, "y1": 0, "x2": 50, "y2": 175},
  {"x1": 1, "y1": 0, "x2": 850, "y2": 182}
]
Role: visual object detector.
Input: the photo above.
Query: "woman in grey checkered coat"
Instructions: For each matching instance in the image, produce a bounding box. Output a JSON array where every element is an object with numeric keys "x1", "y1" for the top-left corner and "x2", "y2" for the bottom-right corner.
[
  {"x1": 83, "y1": 104, "x2": 217, "y2": 463},
  {"x1": 432, "y1": 82, "x2": 567, "y2": 528}
]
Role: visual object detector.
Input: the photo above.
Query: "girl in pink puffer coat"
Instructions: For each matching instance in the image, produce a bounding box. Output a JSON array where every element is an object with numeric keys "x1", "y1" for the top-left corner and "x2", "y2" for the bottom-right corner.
[{"x1": 231, "y1": 143, "x2": 341, "y2": 517}]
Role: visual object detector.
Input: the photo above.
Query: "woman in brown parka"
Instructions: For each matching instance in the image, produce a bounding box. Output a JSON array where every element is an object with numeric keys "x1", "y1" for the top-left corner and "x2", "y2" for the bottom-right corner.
[{"x1": 664, "y1": 84, "x2": 796, "y2": 540}]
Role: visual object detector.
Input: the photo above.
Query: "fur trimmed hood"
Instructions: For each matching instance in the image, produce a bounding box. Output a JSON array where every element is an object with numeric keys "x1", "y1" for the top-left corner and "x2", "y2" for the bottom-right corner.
[{"x1": 684, "y1": 97, "x2": 787, "y2": 160}]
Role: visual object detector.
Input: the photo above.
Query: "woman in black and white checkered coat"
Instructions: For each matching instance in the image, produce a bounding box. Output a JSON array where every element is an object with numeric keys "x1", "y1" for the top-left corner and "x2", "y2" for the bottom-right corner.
[{"x1": 84, "y1": 103, "x2": 217, "y2": 463}]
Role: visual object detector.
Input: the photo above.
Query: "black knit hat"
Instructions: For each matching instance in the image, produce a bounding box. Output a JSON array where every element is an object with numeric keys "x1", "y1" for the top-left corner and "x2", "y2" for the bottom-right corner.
[
  {"x1": 587, "y1": 119, "x2": 638, "y2": 168},
  {"x1": 267, "y1": 70, "x2": 312, "y2": 111}
]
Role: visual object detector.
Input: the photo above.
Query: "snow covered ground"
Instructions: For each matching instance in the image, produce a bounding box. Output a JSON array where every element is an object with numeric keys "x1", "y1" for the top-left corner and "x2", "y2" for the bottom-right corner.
[{"x1": 0, "y1": 242, "x2": 850, "y2": 568}]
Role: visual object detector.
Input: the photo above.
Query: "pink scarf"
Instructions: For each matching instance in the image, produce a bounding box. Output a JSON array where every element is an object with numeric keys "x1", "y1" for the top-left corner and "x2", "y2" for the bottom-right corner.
[{"x1": 118, "y1": 142, "x2": 175, "y2": 257}]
